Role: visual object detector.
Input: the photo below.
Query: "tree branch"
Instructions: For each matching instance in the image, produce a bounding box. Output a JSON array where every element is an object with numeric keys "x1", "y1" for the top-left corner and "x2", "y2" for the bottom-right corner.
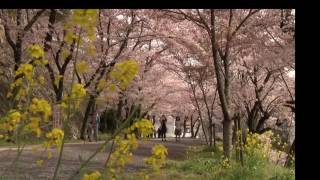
[
  {"x1": 22, "y1": 9, "x2": 46, "y2": 34},
  {"x1": 231, "y1": 9, "x2": 260, "y2": 38},
  {"x1": 3, "y1": 23, "x2": 16, "y2": 50}
]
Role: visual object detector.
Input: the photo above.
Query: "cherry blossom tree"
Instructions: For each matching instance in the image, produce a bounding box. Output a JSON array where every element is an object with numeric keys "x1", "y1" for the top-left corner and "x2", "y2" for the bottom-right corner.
[
  {"x1": 154, "y1": 9, "x2": 294, "y2": 158},
  {"x1": 0, "y1": 9, "x2": 295, "y2": 161}
]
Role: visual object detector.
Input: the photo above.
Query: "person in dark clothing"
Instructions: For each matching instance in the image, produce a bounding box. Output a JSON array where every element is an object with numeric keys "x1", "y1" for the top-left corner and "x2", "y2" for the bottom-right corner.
[
  {"x1": 157, "y1": 127, "x2": 161, "y2": 138},
  {"x1": 159, "y1": 115, "x2": 167, "y2": 141}
]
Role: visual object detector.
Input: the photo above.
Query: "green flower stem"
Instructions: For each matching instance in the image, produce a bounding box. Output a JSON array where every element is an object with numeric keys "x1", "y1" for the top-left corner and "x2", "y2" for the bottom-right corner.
[
  {"x1": 68, "y1": 106, "x2": 139, "y2": 180},
  {"x1": 53, "y1": 26, "x2": 84, "y2": 180},
  {"x1": 104, "y1": 139, "x2": 115, "y2": 167}
]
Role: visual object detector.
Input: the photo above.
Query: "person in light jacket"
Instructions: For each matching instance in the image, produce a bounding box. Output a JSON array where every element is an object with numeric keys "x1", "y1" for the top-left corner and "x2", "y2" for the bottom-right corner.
[{"x1": 175, "y1": 116, "x2": 182, "y2": 142}]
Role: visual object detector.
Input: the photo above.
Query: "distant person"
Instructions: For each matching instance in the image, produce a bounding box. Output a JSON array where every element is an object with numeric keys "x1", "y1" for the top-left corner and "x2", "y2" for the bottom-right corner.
[
  {"x1": 152, "y1": 115, "x2": 157, "y2": 138},
  {"x1": 157, "y1": 127, "x2": 161, "y2": 138},
  {"x1": 95, "y1": 112, "x2": 100, "y2": 140},
  {"x1": 160, "y1": 115, "x2": 167, "y2": 141},
  {"x1": 175, "y1": 116, "x2": 182, "y2": 141}
]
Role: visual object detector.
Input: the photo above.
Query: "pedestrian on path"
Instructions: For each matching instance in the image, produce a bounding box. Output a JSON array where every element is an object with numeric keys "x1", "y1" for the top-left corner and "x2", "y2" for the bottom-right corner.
[
  {"x1": 95, "y1": 112, "x2": 100, "y2": 140},
  {"x1": 160, "y1": 115, "x2": 167, "y2": 141},
  {"x1": 175, "y1": 116, "x2": 182, "y2": 141}
]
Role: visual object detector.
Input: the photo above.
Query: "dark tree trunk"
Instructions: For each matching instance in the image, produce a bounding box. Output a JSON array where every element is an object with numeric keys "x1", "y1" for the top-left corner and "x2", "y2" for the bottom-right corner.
[
  {"x1": 191, "y1": 84, "x2": 208, "y2": 144},
  {"x1": 256, "y1": 113, "x2": 270, "y2": 133},
  {"x1": 99, "y1": 108, "x2": 117, "y2": 134},
  {"x1": 182, "y1": 116, "x2": 187, "y2": 138},
  {"x1": 213, "y1": 123, "x2": 216, "y2": 148},
  {"x1": 210, "y1": 9, "x2": 233, "y2": 158},
  {"x1": 237, "y1": 117, "x2": 244, "y2": 166},
  {"x1": 223, "y1": 119, "x2": 233, "y2": 158},
  {"x1": 234, "y1": 116, "x2": 239, "y2": 161},
  {"x1": 190, "y1": 115, "x2": 194, "y2": 138},
  {"x1": 194, "y1": 122, "x2": 201, "y2": 138},
  {"x1": 80, "y1": 94, "x2": 96, "y2": 140},
  {"x1": 5, "y1": 9, "x2": 46, "y2": 107},
  {"x1": 13, "y1": 43, "x2": 22, "y2": 71},
  {"x1": 14, "y1": 9, "x2": 22, "y2": 71},
  {"x1": 56, "y1": 79, "x2": 64, "y2": 102},
  {"x1": 247, "y1": 102, "x2": 259, "y2": 132},
  {"x1": 116, "y1": 95, "x2": 125, "y2": 127},
  {"x1": 232, "y1": 117, "x2": 238, "y2": 145},
  {"x1": 209, "y1": 117, "x2": 213, "y2": 147}
]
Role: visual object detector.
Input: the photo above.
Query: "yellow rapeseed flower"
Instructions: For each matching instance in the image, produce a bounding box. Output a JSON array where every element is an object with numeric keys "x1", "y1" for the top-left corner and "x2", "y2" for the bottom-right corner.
[
  {"x1": 16, "y1": 64, "x2": 33, "y2": 80},
  {"x1": 82, "y1": 171, "x2": 102, "y2": 180},
  {"x1": 129, "y1": 119, "x2": 154, "y2": 138},
  {"x1": 15, "y1": 88, "x2": 28, "y2": 101},
  {"x1": 70, "y1": 83, "x2": 87, "y2": 107},
  {"x1": 87, "y1": 44, "x2": 96, "y2": 56},
  {"x1": 8, "y1": 110, "x2": 22, "y2": 124},
  {"x1": 0, "y1": 110, "x2": 22, "y2": 132},
  {"x1": 76, "y1": 61, "x2": 89, "y2": 74},
  {"x1": 36, "y1": 159, "x2": 44, "y2": 167},
  {"x1": 26, "y1": 117, "x2": 42, "y2": 137},
  {"x1": 10, "y1": 78, "x2": 23, "y2": 90},
  {"x1": 45, "y1": 128, "x2": 64, "y2": 151},
  {"x1": 28, "y1": 98, "x2": 52, "y2": 121},
  {"x1": 47, "y1": 151, "x2": 53, "y2": 159},
  {"x1": 110, "y1": 60, "x2": 138, "y2": 90},
  {"x1": 144, "y1": 144, "x2": 168, "y2": 171},
  {"x1": 144, "y1": 175, "x2": 150, "y2": 180},
  {"x1": 108, "y1": 84, "x2": 116, "y2": 92},
  {"x1": 38, "y1": 76, "x2": 45, "y2": 85},
  {"x1": 71, "y1": 83, "x2": 87, "y2": 99},
  {"x1": 29, "y1": 44, "x2": 44, "y2": 59},
  {"x1": 31, "y1": 146, "x2": 39, "y2": 152},
  {"x1": 54, "y1": 75, "x2": 63, "y2": 88},
  {"x1": 96, "y1": 79, "x2": 107, "y2": 92}
]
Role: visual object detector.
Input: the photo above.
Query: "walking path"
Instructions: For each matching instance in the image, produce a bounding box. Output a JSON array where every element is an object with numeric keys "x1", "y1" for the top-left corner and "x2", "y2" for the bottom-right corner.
[{"x1": 0, "y1": 138, "x2": 204, "y2": 179}]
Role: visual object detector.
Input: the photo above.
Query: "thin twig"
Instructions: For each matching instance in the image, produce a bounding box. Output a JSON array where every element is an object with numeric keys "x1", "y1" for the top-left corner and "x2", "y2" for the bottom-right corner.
[
  {"x1": 68, "y1": 107, "x2": 140, "y2": 180},
  {"x1": 104, "y1": 139, "x2": 115, "y2": 167}
]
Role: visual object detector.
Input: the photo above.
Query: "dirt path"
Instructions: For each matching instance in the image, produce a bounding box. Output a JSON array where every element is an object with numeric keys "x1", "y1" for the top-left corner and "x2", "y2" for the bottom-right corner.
[{"x1": 0, "y1": 138, "x2": 204, "y2": 179}]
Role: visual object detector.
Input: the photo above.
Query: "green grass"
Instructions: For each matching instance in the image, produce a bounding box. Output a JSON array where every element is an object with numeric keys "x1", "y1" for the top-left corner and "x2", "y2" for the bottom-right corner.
[
  {"x1": 1, "y1": 135, "x2": 295, "y2": 180},
  {"x1": 0, "y1": 133, "x2": 112, "y2": 148},
  {"x1": 124, "y1": 143, "x2": 295, "y2": 180},
  {"x1": 98, "y1": 133, "x2": 111, "y2": 141},
  {"x1": 0, "y1": 137, "x2": 45, "y2": 147}
]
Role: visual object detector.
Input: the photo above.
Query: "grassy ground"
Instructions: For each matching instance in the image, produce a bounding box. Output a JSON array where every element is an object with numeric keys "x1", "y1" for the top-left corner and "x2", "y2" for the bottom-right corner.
[
  {"x1": 0, "y1": 133, "x2": 111, "y2": 147},
  {"x1": 0, "y1": 136, "x2": 294, "y2": 180},
  {"x1": 123, "y1": 144, "x2": 295, "y2": 180}
]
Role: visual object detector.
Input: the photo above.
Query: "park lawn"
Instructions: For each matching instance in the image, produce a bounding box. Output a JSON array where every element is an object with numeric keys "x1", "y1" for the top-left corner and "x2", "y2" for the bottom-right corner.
[
  {"x1": 0, "y1": 138, "x2": 84, "y2": 147},
  {"x1": 0, "y1": 133, "x2": 111, "y2": 147},
  {"x1": 0, "y1": 138, "x2": 44, "y2": 147},
  {"x1": 122, "y1": 144, "x2": 295, "y2": 180}
]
